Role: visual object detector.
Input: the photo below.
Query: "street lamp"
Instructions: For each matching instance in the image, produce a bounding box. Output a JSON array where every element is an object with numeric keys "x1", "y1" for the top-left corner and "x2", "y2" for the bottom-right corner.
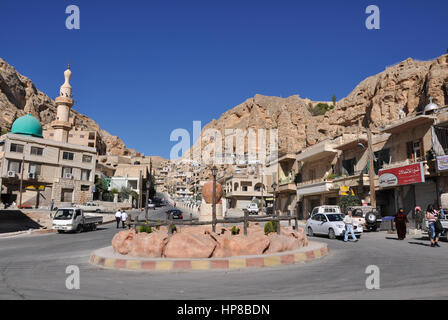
[
  {"x1": 211, "y1": 165, "x2": 218, "y2": 233},
  {"x1": 145, "y1": 179, "x2": 150, "y2": 221}
]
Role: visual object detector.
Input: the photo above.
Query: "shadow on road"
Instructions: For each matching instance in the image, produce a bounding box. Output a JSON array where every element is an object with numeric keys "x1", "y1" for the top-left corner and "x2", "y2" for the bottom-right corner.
[
  {"x1": 0, "y1": 210, "x2": 42, "y2": 233},
  {"x1": 408, "y1": 241, "x2": 432, "y2": 247}
]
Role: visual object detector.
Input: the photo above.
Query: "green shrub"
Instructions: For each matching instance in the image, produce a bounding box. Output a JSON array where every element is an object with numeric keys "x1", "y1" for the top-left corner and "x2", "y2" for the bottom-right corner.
[
  {"x1": 170, "y1": 224, "x2": 177, "y2": 233},
  {"x1": 156, "y1": 220, "x2": 161, "y2": 230},
  {"x1": 264, "y1": 221, "x2": 278, "y2": 235},
  {"x1": 231, "y1": 226, "x2": 240, "y2": 235},
  {"x1": 138, "y1": 225, "x2": 153, "y2": 234}
]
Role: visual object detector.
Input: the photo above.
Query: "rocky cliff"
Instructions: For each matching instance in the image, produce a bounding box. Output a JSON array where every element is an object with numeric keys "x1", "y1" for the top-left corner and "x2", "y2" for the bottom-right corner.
[
  {"x1": 0, "y1": 57, "x2": 129, "y2": 156},
  {"x1": 188, "y1": 53, "x2": 448, "y2": 158}
]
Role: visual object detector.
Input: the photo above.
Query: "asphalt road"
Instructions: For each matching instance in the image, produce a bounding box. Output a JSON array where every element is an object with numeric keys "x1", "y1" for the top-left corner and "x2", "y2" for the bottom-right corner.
[{"x1": 1, "y1": 206, "x2": 448, "y2": 300}]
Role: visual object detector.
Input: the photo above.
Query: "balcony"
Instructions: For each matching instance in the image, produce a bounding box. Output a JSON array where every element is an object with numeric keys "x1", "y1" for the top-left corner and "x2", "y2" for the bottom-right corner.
[
  {"x1": 296, "y1": 179, "x2": 334, "y2": 196},
  {"x1": 381, "y1": 115, "x2": 436, "y2": 134},
  {"x1": 225, "y1": 189, "x2": 264, "y2": 198},
  {"x1": 278, "y1": 177, "x2": 296, "y2": 193},
  {"x1": 297, "y1": 140, "x2": 338, "y2": 162}
]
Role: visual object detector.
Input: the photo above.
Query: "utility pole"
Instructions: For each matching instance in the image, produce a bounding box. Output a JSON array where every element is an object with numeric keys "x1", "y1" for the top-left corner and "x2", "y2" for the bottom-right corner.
[
  {"x1": 19, "y1": 156, "x2": 24, "y2": 208},
  {"x1": 367, "y1": 126, "x2": 377, "y2": 208}
]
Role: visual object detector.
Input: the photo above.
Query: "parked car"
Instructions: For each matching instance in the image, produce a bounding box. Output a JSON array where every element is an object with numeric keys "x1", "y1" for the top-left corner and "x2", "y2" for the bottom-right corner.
[
  {"x1": 347, "y1": 206, "x2": 382, "y2": 232},
  {"x1": 166, "y1": 209, "x2": 183, "y2": 219},
  {"x1": 246, "y1": 202, "x2": 259, "y2": 215},
  {"x1": 75, "y1": 202, "x2": 105, "y2": 213},
  {"x1": 52, "y1": 208, "x2": 103, "y2": 233},
  {"x1": 306, "y1": 212, "x2": 363, "y2": 240},
  {"x1": 264, "y1": 206, "x2": 274, "y2": 215},
  {"x1": 309, "y1": 205, "x2": 342, "y2": 217},
  {"x1": 148, "y1": 199, "x2": 156, "y2": 210}
]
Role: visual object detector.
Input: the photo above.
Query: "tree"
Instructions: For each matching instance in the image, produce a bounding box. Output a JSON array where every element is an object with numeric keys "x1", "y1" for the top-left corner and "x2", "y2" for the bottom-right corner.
[
  {"x1": 339, "y1": 195, "x2": 361, "y2": 213},
  {"x1": 332, "y1": 94, "x2": 337, "y2": 106}
]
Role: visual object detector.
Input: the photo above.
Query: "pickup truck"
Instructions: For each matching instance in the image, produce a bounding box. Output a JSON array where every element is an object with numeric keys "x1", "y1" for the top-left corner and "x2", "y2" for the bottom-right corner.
[
  {"x1": 75, "y1": 202, "x2": 105, "y2": 213},
  {"x1": 52, "y1": 207, "x2": 103, "y2": 233}
]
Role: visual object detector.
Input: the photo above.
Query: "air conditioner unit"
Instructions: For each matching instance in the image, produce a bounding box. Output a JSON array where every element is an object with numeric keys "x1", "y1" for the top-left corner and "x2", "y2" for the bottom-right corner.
[
  {"x1": 64, "y1": 173, "x2": 73, "y2": 179},
  {"x1": 7, "y1": 171, "x2": 16, "y2": 178},
  {"x1": 28, "y1": 173, "x2": 36, "y2": 179}
]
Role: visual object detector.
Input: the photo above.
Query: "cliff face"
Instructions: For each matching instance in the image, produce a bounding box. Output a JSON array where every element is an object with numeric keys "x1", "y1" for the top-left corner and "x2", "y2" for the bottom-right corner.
[
  {"x1": 0, "y1": 57, "x2": 128, "y2": 156},
  {"x1": 188, "y1": 54, "x2": 448, "y2": 158}
]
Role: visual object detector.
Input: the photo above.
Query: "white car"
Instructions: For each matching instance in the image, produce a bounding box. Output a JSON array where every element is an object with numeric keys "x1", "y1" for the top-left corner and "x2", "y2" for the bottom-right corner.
[
  {"x1": 306, "y1": 212, "x2": 363, "y2": 240},
  {"x1": 310, "y1": 205, "x2": 342, "y2": 217},
  {"x1": 147, "y1": 200, "x2": 156, "y2": 210},
  {"x1": 246, "y1": 203, "x2": 259, "y2": 215},
  {"x1": 75, "y1": 202, "x2": 105, "y2": 213}
]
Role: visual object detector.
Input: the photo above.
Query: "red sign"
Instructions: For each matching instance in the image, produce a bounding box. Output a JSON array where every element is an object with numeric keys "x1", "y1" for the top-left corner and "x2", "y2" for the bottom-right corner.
[{"x1": 379, "y1": 162, "x2": 425, "y2": 188}]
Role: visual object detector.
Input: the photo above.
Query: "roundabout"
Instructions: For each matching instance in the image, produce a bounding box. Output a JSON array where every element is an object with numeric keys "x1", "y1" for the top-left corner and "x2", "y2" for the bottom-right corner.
[{"x1": 89, "y1": 240, "x2": 329, "y2": 272}]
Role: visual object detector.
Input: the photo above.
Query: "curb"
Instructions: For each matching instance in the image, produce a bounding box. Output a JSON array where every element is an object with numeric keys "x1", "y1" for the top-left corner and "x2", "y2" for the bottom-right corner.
[{"x1": 89, "y1": 241, "x2": 329, "y2": 272}]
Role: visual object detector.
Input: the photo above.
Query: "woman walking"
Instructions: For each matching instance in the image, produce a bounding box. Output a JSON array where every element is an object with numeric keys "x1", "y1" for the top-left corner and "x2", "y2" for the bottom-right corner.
[
  {"x1": 394, "y1": 208, "x2": 409, "y2": 240},
  {"x1": 427, "y1": 205, "x2": 441, "y2": 247}
]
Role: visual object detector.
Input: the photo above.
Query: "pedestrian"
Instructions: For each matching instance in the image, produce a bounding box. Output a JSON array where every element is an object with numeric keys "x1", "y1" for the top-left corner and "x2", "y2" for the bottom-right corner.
[
  {"x1": 121, "y1": 210, "x2": 128, "y2": 229},
  {"x1": 115, "y1": 209, "x2": 122, "y2": 229},
  {"x1": 343, "y1": 210, "x2": 358, "y2": 242},
  {"x1": 427, "y1": 204, "x2": 441, "y2": 247},
  {"x1": 394, "y1": 208, "x2": 409, "y2": 240},
  {"x1": 50, "y1": 199, "x2": 55, "y2": 212},
  {"x1": 174, "y1": 202, "x2": 176, "y2": 208},
  {"x1": 415, "y1": 206, "x2": 423, "y2": 230}
]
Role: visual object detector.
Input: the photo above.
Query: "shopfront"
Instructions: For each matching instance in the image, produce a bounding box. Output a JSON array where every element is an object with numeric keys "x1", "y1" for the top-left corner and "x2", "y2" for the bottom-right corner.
[{"x1": 379, "y1": 162, "x2": 438, "y2": 224}]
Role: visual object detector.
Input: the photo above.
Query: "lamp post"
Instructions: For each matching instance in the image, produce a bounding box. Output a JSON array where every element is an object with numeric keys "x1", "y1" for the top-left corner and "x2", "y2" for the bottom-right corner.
[
  {"x1": 145, "y1": 179, "x2": 150, "y2": 221},
  {"x1": 272, "y1": 181, "x2": 280, "y2": 234},
  {"x1": 211, "y1": 165, "x2": 218, "y2": 233}
]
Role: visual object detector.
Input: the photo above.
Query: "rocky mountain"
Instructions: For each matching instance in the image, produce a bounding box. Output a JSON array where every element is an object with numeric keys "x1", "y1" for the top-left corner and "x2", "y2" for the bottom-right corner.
[
  {"x1": 187, "y1": 53, "x2": 448, "y2": 158},
  {"x1": 0, "y1": 57, "x2": 129, "y2": 156}
]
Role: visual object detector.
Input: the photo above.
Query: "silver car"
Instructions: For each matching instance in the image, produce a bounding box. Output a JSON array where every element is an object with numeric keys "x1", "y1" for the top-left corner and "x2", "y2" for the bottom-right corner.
[{"x1": 306, "y1": 213, "x2": 363, "y2": 240}]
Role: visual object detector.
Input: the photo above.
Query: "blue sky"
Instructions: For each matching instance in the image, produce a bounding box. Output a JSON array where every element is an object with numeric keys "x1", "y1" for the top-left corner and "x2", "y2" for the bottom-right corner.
[{"x1": 0, "y1": 0, "x2": 447, "y2": 159}]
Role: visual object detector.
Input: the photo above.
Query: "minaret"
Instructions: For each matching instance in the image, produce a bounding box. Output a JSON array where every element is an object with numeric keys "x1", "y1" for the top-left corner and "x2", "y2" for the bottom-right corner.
[{"x1": 51, "y1": 63, "x2": 74, "y2": 143}]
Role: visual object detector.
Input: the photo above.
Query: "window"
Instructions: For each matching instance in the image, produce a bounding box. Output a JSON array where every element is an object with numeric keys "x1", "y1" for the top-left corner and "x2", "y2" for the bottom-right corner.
[
  {"x1": 49, "y1": 133, "x2": 54, "y2": 137},
  {"x1": 342, "y1": 158, "x2": 357, "y2": 176},
  {"x1": 28, "y1": 163, "x2": 42, "y2": 175},
  {"x1": 88, "y1": 143, "x2": 95, "y2": 148},
  {"x1": 30, "y1": 147, "x2": 43, "y2": 156},
  {"x1": 80, "y1": 135, "x2": 85, "y2": 139},
  {"x1": 81, "y1": 169, "x2": 91, "y2": 181},
  {"x1": 407, "y1": 139, "x2": 423, "y2": 162},
  {"x1": 81, "y1": 185, "x2": 90, "y2": 191},
  {"x1": 374, "y1": 148, "x2": 390, "y2": 174},
  {"x1": 82, "y1": 155, "x2": 93, "y2": 163},
  {"x1": 62, "y1": 167, "x2": 73, "y2": 178},
  {"x1": 62, "y1": 152, "x2": 74, "y2": 161},
  {"x1": 10, "y1": 143, "x2": 24, "y2": 153},
  {"x1": 89, "y1": 132, "x2": 95, "y2": 140},
  {"x1": 8, "y1": 160, "x2": 21, "y2": 173}
]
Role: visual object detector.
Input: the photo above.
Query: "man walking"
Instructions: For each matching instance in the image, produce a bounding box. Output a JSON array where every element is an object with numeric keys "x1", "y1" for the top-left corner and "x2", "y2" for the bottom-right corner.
[
  {"x1": 115, "y1": 209, "x2": 122, "y2": 229},
  {"x1": 343, "y1": 210, "x2": 358, "y2": 242},
  {"x1": 121, "y1": 210, "x2": 128, "y2": 229}
]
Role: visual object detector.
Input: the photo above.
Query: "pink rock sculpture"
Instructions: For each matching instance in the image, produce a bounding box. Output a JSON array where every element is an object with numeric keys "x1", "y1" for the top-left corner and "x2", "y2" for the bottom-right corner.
[
  {"x1": 202, "y1": 180, "x2": 223, "y2": 204},
  {"x1": 111, "y1": 224, "x2": 308, "y2": 258},
  {"x1": 163, "y1": 233, "x2": 217, "y2": 258},
  {"x1": 129, "y1": 232, "x2": 169, "y2": 258},
  {"x1": 111, "y1": 229, "x2": 136, "y2": 255}
]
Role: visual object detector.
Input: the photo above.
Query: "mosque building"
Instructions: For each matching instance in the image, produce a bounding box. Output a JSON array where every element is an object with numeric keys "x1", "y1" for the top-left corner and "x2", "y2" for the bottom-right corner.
[{"x1": 0, "y1": 66, "x2": 97, "y2": 208}]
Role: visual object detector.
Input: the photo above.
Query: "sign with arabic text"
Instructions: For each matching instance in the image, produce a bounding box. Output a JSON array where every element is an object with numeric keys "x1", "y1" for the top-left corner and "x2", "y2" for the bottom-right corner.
[{"x1": 379, "y1": 162, "x2": 425, "y2": 188}]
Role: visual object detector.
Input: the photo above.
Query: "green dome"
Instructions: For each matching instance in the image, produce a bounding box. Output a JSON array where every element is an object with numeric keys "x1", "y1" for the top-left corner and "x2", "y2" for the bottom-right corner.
[{"x1": 11, "y1": 114, "x2": 43, "y2": 138}]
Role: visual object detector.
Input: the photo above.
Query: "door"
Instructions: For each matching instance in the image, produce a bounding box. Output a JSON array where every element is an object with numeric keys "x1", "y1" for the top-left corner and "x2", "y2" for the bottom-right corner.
[
  {"x1": 415, "y1": 181, "x2": 437, "y2": 213},
  {"x1": 74, "y1": 209, "x2": 83, "y2": 228},
  {"x1": 312, "y1": 214, "x2": 325, "y2": 234}
]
